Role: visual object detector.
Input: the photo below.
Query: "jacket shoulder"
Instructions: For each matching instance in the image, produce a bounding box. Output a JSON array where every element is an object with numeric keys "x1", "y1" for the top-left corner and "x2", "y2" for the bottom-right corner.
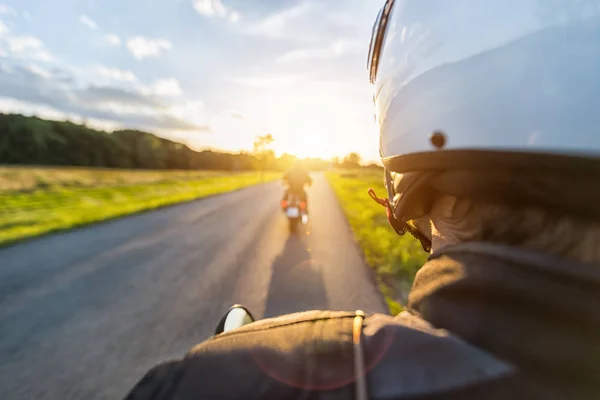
[
  {"x1": 364, "y1": 311, "x2": 515, "y2": 399},
  {"x1": 189, "y1": 310, "x2": 516, "y2": 398},
  {"x1": 123, "y1": 310, "x2": 516, "y2": 399}
]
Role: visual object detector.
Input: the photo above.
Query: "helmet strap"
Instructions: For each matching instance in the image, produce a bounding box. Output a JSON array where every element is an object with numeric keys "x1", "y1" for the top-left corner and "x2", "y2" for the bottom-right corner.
[{"x1": 368, "y1": 189, "x2": 432, "y2": 252}]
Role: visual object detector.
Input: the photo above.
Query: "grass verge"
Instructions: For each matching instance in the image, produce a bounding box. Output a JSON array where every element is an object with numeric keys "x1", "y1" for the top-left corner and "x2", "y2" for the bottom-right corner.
[
  {"x1": 0, "y1": 167, "x2": 278, "y2": 247},
  {"x1": 326, "y1": 169, "x2": 428, "y2": 315}
]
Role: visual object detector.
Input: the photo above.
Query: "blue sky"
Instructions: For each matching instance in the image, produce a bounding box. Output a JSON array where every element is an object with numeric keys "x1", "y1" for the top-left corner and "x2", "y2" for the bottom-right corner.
[{"x1": 0, "y1": 0, "x2": 383, "y2": 161}]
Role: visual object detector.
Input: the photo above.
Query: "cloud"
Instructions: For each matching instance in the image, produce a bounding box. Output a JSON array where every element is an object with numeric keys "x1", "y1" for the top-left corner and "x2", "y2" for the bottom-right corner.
[
  {"x1": 193, "y1": 0, "x2": 240, "y2": 21},
  {"x1": 77, "y1": 85, "x2": 162, "y2": 108},
  {"x1": 95, "y1": 66, "x2": 137, "y2": 82},
  {"x1": 6, "y1": 36, "x2": 54, "y2": 61},
  {"x1": 276, "y1": 39, "x2": 360, "y2": 63},
  {"x1": 276, "y1": 47, "x2": 335, "y2": 63},
  {"x1": 7, "y1": 36, "x2": 41, "y2": 52},
  {"x1": 145, "y1": 78, "x2": 183, "y2": 97},
  {"x1": 242, "y1": 1, "x2": 377, "y2": 47},
  {"x1": 26, "y1": 64, "x2": 51, "y2": 78},
  {"x1": 126, "y1": 36, "x2": 172, "y2": 59},
  {"x1": 0, "y1": 62, "x2": 209, "y2": 132},
  {"x1": 167, "y1": 101, "x2": 208, "y2": 129},
  {"x1": 193, "y1": 0, "x2": 227, "y2": 17},
  {"x1": 79, "y1": 15, "x2": 98, "y2": 30},
  {"x1": 105, "y1": 33, "x2": 121, "y2": 46},
  {"x1": 0, "y1": 64, "x2": 74, "y2": 107},
  {"x1": 248, "y1": 2, "x2": 312, "y2": 38}
]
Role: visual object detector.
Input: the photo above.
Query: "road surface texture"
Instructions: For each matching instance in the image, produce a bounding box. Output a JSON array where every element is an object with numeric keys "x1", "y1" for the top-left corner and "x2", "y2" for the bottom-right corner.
[{"x1": 0, "y1": 173, "x2": 387, "y2": 400}]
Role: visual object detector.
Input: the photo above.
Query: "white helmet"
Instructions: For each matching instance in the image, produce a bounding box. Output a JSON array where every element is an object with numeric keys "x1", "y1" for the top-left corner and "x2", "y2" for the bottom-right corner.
[{"x1": 368, "y1": 0, "x2": 600, "y2": 251}]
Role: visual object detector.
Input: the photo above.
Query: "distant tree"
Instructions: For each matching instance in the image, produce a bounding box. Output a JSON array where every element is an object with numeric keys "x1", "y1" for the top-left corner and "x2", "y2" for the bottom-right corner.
[
  {"x1": 366, "y1": 163, "x2": 384, "y2": 171},
  {"x1": 253, "y1": 134, "x2": 274, "y2": 154},
  {"x1": 253, "y1": 133, "x2": 275, "y2": 181},
  {"x1": 342, "y1": 152, "x2": 362, "y2": 168},
  {"x1": 0, "y1": 113, "x2": 325, "y2": 174},
  {"x1": 277, "y1": 153, "x2": 297, "y2": 172},
  {"x1": 303, "y1": 157, "x2": 332, "y2": 171}
]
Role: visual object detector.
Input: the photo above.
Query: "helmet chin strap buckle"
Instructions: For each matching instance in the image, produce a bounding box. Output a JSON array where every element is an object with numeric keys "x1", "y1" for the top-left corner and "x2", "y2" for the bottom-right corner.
[
  {"x1": 368, "y1": 189, "x2": 432, "y2": 253},
  {"x1": 368, "y1": 188, "x2": 407, "y2": 235}
]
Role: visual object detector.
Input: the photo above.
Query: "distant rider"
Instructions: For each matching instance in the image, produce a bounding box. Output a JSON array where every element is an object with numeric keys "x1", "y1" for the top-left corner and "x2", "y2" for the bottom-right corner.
[{"x1": 282, "y1": 161, "x2": 312, "y2": 213}]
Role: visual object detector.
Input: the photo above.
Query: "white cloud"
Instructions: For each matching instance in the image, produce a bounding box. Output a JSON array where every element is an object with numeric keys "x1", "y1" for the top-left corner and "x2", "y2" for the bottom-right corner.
[
  {"x1": 250, "y1": 2, "x2": 312, "y2": 37},
  {"x1": 146, "y1": 78, "x2": 183, "y2": 97},
  {"x1": 1, "y1": 57, "x2": 208, "y2": 133},
  {"x1": 0, "y1": 97, "x2": 75, "y2": 124},
  {"x1": 167, "y1": 100, "x2": 206, "y2": 126},
  {"x1": 193, "y1": 0, "x2": 227, "y2": 17},
  {"x1": 277, "y1": 48, "x2": 327, "y2": 63},
  {"x1": 96, "y1": 66, "x2": 137, "y2": 82},
  {"x1": 276, "y1": 39, "x2": 360, "y2": 63},
  {"x1": 79, "y1": 15, "x2": 98, "y2": 30},
  {"x1": 126, "y1": 36, "x2": 172, "y2": 59},
  {"x1": 27, "y1": 64, "x2": 51, "y2": 78},
  {"x1": 193, "y1": 0, "x2": 239, "y2": 22},
  {"x1": 243, "y1": 1, "x2": 377, "y2": 46},
  {"x1": 105, "y1": 33, "x2": 122, "y2": 46},
  {"x1": 7, "y1": 36, "x2": 41, "y2": 52},
  {"x1": 7, "y1": 35, "x2": 54, "y2": 61}
]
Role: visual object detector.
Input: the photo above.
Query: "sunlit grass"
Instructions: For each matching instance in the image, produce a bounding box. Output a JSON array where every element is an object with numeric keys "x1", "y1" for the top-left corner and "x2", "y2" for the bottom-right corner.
[
  {"x1": 0, "y1": 166, "x2": 231, "y2": 191},
  {"x1": 0, "y1": 167, "x2": 278, "y2": 246},
  {"x1": 326, "y1": 169, "x2": 428, "y2": 314}
]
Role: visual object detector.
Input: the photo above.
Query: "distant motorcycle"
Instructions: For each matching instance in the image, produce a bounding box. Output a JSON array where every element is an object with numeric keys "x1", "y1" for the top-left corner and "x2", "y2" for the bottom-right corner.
[{"x1": 281, "y1": 192, "x2": 308, "y2": 232}]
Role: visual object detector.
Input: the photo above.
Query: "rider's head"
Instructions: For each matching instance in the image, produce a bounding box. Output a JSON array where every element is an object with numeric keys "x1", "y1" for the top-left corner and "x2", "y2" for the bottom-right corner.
[
  {"x1": 291, "y1": 159, "x2": 305, "y2": 171},
  {"x1": 369, "y1": 0, "x2": 600, "y2": 263}
]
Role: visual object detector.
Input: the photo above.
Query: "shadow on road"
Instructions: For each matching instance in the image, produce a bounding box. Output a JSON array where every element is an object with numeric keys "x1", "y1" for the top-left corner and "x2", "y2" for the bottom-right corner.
[{"x1": 263, "y1": 234, "x2": 328, "y2": 318}]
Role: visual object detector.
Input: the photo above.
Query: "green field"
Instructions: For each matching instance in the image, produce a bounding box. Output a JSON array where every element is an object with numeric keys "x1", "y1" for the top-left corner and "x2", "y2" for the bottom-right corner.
[
  {"x1": 0, "y1": 166, "x2": 277, "y2": 246},
  {"x1": 326, "y1": 169, "x2": 428, "y2": 314}
]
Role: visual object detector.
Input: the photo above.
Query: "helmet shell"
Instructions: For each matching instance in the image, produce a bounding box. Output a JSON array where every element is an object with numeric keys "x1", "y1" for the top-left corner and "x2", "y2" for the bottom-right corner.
[{"x1": 372, "y1": 0, "x2": 600, "y2": 167}]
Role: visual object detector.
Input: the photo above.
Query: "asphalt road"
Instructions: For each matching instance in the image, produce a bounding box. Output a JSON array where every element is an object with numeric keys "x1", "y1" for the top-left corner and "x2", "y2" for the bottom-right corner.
[{"x1": 0, "y1": 173, "x2": 387, "y2": 400}]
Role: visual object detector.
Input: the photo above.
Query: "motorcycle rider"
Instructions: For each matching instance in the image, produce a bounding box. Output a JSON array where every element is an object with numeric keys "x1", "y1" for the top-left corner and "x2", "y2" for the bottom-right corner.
[
  {"x1": 282, "y1": 160, "x2": 312, "y2": 213},
  {"x1": 125, "y1": 0, "x2": 600, "y2": 398}
]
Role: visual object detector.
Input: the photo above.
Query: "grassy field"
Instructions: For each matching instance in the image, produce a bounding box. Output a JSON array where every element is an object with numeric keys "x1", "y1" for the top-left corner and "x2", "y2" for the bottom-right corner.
[
  {"x1": 326, "y1": 169, "x2": 428, "y2": 314},
  {"x1": 0, "y1": 166, "x2": 277, "y2": 246}
]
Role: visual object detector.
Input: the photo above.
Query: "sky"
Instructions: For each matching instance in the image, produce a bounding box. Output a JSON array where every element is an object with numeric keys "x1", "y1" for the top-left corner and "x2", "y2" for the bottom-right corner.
[{"x1": 0, "y1": 0, "x2": 383, "y2": 162}]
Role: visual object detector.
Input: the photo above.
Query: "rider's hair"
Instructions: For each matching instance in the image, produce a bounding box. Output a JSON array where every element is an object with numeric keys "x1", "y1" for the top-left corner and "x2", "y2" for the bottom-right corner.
[{"x1": 427, "y1": 195, "x2": 600, "y2": 264}]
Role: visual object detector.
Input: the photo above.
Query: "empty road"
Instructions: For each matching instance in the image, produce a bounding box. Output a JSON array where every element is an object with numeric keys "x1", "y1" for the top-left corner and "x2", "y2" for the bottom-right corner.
[{"x1": 0, "y1": 174, "x2": 387, "y2": 399}]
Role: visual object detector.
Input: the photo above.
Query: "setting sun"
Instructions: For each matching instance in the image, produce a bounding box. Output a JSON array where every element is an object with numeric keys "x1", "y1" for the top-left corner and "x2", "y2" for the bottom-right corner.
[
  {"x1": 272, "y1": 122, "x2": 336, "y2": 159},
  {"x1": 209, "y1": 78, "x2": 381, "y2": 163}
]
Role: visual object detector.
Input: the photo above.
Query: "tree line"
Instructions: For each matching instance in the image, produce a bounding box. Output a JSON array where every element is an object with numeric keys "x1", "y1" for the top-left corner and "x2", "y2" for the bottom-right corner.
[{"x1": 0, "y1": 113, "x2": 379, "y2": 171}]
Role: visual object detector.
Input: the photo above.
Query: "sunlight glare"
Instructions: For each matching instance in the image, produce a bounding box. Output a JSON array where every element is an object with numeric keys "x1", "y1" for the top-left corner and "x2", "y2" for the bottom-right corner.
[{"x1": 281, "y1": 122, "x2": 335, "y2": 159}]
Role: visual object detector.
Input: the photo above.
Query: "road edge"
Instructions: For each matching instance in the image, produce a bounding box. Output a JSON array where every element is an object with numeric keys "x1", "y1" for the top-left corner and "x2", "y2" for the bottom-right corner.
[{"x1": 321, "y1": 175, "x2": 389, "y2": 315}]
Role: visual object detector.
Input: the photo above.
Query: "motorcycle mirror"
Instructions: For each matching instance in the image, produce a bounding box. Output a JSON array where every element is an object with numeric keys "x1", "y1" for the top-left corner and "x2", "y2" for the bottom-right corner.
[{"x1": 215, "y1": 304, "x2": 255, "y2": 335}]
